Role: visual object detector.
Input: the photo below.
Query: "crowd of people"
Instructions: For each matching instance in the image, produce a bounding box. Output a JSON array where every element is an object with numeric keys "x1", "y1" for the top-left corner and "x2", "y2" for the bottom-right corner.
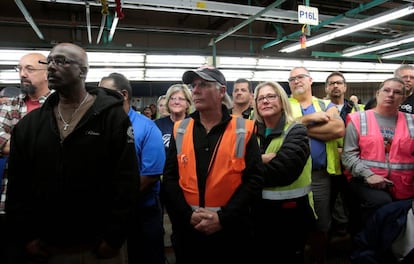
[{"x1": 0, "y1": 42, "x2": 413, "y2": 264}]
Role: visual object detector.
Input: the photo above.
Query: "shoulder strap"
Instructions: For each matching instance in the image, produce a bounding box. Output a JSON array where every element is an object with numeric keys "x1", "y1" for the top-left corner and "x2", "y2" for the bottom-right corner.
[{"x1": 175, "y1": 118, "x2": 191, "y2": 154}]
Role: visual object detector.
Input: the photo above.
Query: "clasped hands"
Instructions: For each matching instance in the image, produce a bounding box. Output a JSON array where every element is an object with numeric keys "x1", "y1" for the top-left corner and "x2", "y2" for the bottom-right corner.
[{"x1": 190, "y1": 207, "x2": 222, "y2": 235}]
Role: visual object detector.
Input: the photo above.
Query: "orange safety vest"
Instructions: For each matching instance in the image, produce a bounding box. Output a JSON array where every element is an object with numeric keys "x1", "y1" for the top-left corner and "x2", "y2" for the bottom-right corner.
[
  {"x1": 174, "y1": 116, "x2": 254, "y2": 209},
  {"x1": 350, "y1": 110, "x2": 414, "y2": 199}
]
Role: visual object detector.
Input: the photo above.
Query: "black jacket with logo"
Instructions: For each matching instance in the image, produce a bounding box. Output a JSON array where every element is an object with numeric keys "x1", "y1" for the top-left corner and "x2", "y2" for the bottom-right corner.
[{"x1": 6, "y1": 86, "x2": 140, "y2": 249}]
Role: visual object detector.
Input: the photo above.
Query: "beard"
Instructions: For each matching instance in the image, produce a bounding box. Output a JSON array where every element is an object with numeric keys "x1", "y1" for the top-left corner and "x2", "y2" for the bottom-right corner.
[{"x1": 20, "y1": 82, "x2": 37, "y2": 95}]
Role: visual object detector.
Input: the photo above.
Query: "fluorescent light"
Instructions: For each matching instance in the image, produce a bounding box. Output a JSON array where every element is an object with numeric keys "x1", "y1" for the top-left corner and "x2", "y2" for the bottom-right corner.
[
  {"x1": 87, "y1": 68, "x2": 145, "y2": 82},
  {"x1": 280, "y1": 3, "x2": 414, "y2": 53},
  {"x1": 146, "y1": 55, "x2": 207, "y2": 67},
  {"x1": 220, "y1": 70, "x2": 254, "y2": 81},
  {"x1": 217, "y1": 57, "x2": 258, "y2": 69},
  {"x1": 87, "y1": 52, "x2": 145, "y2": 66},
  {"x1": 253, "y1": 70, "x2": 290, "y2": 82},
  {"x1": 145, "y1": 68, "x2": 186, "y2": 80},
  {"x1": 257, "y1": 59, "x2": 302, "y2": 69},
  {"x1": 382, "y1": 47, "x2": 414, "y2": 59},
  {"x1": 343, "y1": 34, "x2": 414, "y2": 57}
]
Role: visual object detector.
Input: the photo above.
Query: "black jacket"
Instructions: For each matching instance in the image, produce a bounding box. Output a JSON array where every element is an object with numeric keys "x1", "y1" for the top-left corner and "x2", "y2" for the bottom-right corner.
[
  {"x1": 255, "y1": 116, "x2": 310, "y2": 187},
  {"x1": 6, "y1": 86, "x2": 140, "y2": 249}
]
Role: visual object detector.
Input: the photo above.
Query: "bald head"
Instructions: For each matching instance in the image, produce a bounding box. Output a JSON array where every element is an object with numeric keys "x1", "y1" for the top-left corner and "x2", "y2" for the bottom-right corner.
[
  {"x1": 17, "y1": 52, "x2": 48, "y2": 98},
  {"x1": 50, "y1": 43, "x2": 89, "y2": 69},
  {"x1": 47, "y1": 43, "x2": 90, "y2": 93}
]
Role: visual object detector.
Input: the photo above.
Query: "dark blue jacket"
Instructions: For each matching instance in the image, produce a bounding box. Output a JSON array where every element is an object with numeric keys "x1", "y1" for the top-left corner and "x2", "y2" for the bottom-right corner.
[{"x1": 351, "y1": 199, "x2": 414, "y2": 264}]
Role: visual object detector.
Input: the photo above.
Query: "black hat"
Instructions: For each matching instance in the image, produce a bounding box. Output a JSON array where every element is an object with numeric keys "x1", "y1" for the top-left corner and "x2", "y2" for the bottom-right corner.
[{"x1": 182, "y1": 67, "x2": 226, "y2": 86}]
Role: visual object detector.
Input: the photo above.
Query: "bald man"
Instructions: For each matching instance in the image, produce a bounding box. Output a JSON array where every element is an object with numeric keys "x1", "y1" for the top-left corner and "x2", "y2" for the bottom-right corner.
[
  {"x1": 5, "y1": 43, "x2": 140, "y2": 263},
  {"x1": 0, "y1": 52, "x2": 52, "y2": 263}
]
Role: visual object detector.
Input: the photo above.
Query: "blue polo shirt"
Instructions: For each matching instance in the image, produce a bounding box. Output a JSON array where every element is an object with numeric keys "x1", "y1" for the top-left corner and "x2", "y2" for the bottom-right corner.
[{"x1": 128, "y1": 108, "x2": 165, "y2": 207}]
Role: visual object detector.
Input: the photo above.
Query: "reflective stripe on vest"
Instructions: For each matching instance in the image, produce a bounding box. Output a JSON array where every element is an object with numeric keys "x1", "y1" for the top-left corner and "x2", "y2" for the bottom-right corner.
[
  {"x1": 235, "y1": 116, "x2": 247, "y2": 158},
  {"x1": 176, "y1": 118, "x2": 191, "y2": 155},
  {"x1": 262, "y1": 185, "x2": 311, "y2": 200}
]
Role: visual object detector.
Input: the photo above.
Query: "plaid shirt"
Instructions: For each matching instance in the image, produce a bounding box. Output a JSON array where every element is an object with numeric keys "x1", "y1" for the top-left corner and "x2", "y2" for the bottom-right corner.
[{"x1": 0, "y1": 91, "x2": 53, "y2": 214}]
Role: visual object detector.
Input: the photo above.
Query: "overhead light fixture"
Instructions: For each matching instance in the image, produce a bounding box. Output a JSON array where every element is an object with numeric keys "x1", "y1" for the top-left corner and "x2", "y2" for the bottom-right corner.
[
  {"x1": 343, "y1": 34, "x2": 414, "y2": 57},
  {"x1": 218, "y1": 57, "x2": 258, "y2": 69},
  {"x1": 146, "y1": 55, "x2": 207, "y2": 67},
  {"x1": 382, "y1": 47, "x2": 414, "y2": 59},
  {"x1": 280, "y1": 3, "x2": 414, "y2": 53},
  {"x1": 87, "y1": 52, "x2": 145, "y2": 66}
]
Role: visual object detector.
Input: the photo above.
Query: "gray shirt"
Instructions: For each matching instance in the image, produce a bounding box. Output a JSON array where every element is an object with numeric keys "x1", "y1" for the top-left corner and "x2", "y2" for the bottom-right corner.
[{"x1": 342, "y1": 112, "x2": 396, "y2": 179}]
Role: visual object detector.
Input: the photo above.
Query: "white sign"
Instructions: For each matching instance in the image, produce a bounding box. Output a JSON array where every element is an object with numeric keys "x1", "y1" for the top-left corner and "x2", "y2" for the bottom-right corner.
[{"x1": 298, "y1": 5, "x2": 319, "y2": 26}]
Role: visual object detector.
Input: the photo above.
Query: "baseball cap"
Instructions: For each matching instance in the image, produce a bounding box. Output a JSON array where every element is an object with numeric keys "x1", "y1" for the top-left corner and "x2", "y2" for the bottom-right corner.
[{"x1": 182, "y1": 67, "x2": 226, "y2": 86}]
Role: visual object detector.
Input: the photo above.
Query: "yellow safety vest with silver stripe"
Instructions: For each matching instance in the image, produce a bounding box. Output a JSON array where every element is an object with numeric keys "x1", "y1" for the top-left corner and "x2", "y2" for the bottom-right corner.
[
  {"x1": 289, "y1": 97, "x2": 342, "y2": 175},
  {"x1": 261, "y1": 122, "x2": 313, "y2": 200}
]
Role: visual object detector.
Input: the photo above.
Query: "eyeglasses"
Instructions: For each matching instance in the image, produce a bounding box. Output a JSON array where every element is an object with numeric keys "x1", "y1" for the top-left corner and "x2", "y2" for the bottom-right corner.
[
  {"x1": 256, "y1": 94, "x2": 279, "y2": 103},
  {"x1": 399, "y1": 75, "x2": 414, "y2": 80},
  {"x1": 288, "y1": 74, "x2": 310, "y2": 83},
  {"x1": 380, "y1": 88, "x2": 404, "y2": 96},
  {"x1": 38, "y1": 56, "x2": 80, "y2": 67},
  {"x1": 188, "y1": 81, "x2": 215, "y2": 90},
  {"x1": 170, "y1": 96, "x2": 187, "y2": 102},
  {"x1": 14, "y1": 65, "x2": 46, "y2": 74},
  {"x1": 328, "y1": 80, "x2": 345, "y2": 86}
]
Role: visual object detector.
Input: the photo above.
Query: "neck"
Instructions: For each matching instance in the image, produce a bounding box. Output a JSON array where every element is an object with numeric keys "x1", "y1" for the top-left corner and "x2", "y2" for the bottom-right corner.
[
  {"x1": 60, "y1": 89, "x2": 88, "y2": 105},
  {"x1": 232, "y1": 103, "x2": 250, "y2": 116},
  {"x1": 374, "y1": 106, "x2": 399, "y2": 117},
  {"x1": 199, "y1": 108, "x2": 222, "y2": 131},
  {"x1": 27, "y1": 87, "x2": 50, "y2": 101},
  {"x1": 170, "y1": 112, "x2": 186, "y2": 122},
  {"x1": 330, "y1": 97, "x2": 344, "y2": 105},
  {"x1": 263, "y1": 114, "x2": 281, "y2": 129},
  {"x1": 294, "y1": 94, "x2": 312, "y2": 108}
]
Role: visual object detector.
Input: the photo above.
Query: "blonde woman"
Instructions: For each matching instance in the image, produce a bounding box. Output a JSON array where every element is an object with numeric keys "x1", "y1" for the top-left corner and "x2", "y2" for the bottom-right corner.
[
  {"x1": 154, "y1": 84, "x2": 192, "y2": 152},
  {"x1": 156, "y1": 95, "x2": 169, "y2": 119},
  {"x1": 251, "y1": 81, "x2": 315, "y2": 263}
]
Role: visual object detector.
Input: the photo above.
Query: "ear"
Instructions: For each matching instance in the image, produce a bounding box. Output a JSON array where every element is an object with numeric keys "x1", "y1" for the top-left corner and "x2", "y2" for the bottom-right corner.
[
  {"x1": 79, "y1": 67, "x2": 88, "y2": 79},
  {"x1": 120, "y1": 89, "x2": 129, "y2": 100}
]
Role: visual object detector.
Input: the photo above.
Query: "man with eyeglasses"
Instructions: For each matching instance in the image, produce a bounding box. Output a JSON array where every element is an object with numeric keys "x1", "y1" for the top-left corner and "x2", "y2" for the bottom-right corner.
[
  {"x1": 395, "y1": 64, "x2": 414, "y2": 114},
  {"x1": 161, "y1": 66, "x2": 264, "y2": 263},
  {"x1": 0, "y1": 52, "x2": 52, "y2": 263},
  {"x1": 324, "y1": 72, "x2": 361, "y2": 239},
  {"x1": 288, "y1": 67, "x2": 345, "y2": 264},
  {"x1": 342, "y1": 77, "x2": 414, "y2": 235},
  {"x1": 5, "y1": 43, "x2": 140, "y2": 264}
]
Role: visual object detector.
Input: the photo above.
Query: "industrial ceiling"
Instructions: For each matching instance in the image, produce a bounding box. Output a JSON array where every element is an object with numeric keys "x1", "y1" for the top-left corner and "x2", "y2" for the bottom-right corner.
[{"x1": 0, "y1": 0, "x2": 413, "y2": 63}]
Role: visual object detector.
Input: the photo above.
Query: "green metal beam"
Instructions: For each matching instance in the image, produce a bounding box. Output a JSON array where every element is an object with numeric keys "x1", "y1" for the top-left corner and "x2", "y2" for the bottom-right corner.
[
  {"x1": 261, "y1": 0, "x2": 391, "y2": 50},
  {"x1": 212, "y1": 0, "x2": 287, "y2": 45}
]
